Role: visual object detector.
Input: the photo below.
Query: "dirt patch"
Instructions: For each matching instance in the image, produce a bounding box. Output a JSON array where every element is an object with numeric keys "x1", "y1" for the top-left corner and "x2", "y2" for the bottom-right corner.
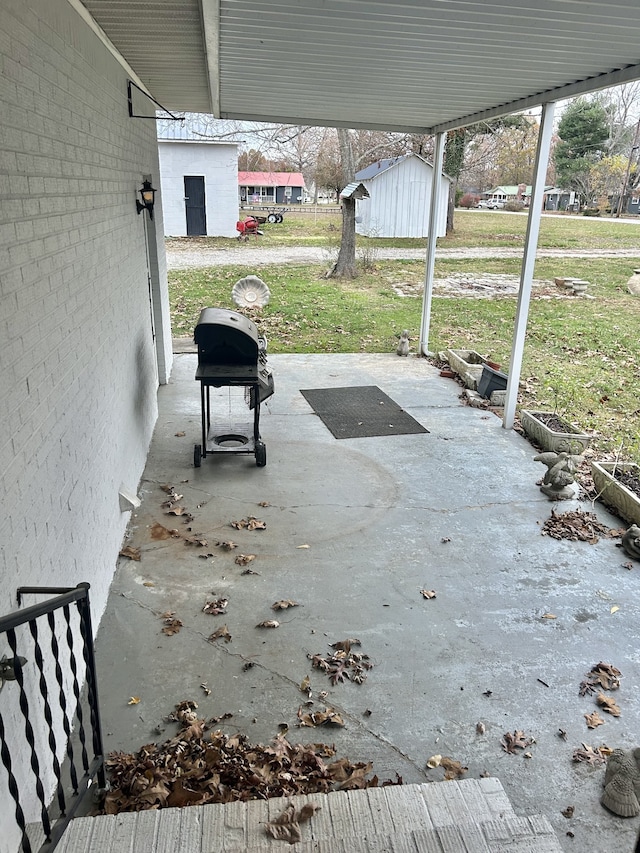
[
  {"x1": 615, "y1": 469, "x2": 640, "y2": 499},
  {"x1": 390, "y1": 272, "x2": 558, "y2": 299}
]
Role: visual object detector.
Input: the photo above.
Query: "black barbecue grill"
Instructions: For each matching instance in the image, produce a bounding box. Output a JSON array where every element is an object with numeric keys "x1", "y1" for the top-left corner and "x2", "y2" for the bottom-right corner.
[{"x1": 193, "y1": 308, "x2": 274, "y2": 467}]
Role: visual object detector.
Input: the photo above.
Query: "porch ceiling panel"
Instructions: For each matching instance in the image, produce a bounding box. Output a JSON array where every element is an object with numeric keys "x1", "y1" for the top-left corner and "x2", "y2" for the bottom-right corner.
[{"x1": 80, "y1": 0, "x2": 640, "y2": 131}]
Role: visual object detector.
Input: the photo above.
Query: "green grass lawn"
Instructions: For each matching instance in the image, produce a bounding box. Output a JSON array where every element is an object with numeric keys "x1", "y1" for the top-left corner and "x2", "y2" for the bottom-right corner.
[
  {"x1": 168, "y1": 218, "x2": 640, "y2": 461},
  {"x1": 167, "y1": 208, "x2": 640, "y2": 250}
]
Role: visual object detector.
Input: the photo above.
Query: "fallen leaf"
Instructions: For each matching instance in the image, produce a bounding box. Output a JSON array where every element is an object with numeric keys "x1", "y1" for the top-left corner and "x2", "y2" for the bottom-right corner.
[
  {"x1": 501, "y1": 730, "x2": 534, "y2": 753},
  {"x1": 216, "y1": 540, "x2": 238, "y2": 550},
  {"x1": 119, "y1": 546, "x2": 141, "y2": 561},
  {"x1": 150, "y1": 522, "x2": 174, "y2": 540},
  {"x1": 272, "y1": 599, "x2": 299, "y2": 610},
  {"x1": 231, "y1": 517, "x2": 266, "y2": 531},
  {"x1": 203, "y1": 598, "x2": 228, "y2": 615},
  {"x1": 208, "y1": 625, "x2": 231, "y2": 643},
  {"x1": 242, "y1": 568, "x2": 260, "y2": 575},
  {"x1": 426, "y1": 754, "x2": 442, "y2": 769},
  {"x1": 610, "y1": 605, "x2": 620, "y2": 614},
  {"x1": 542, "y1": 613, "x2": 557, "y2": 619},
  {"x1": 165, "y1": 506, "x2": 187, "y2": 516},
  {"x1": 558, "y1": 728, "x2": 567, "y2": 741},
  {"x1": 161, "y1": 619, "x2": 183, "y2": 636},
  {"x1": 200, "y1": 683, "x2": 211, "y2": 696},
  {"x1": 296, "y1": 544, "x2": 310, "y2": 549},
  {"x1": 160, "y1": 484, "x2": 175, "y2": 493},
  {"x1": 258, "y1": 501, "x2": 270, "y2": 507},
  {"x1": 584, "y1": 711, "x2": 605, "y2": 728},
  {"x1": 235, "y1": 554, "x2": 256, "y2": 566},
  {"x1": 523, "y1": 752, "x2": 533, "y2": 759},
  {"x1": 561, "y1": 806, "x2": 574, "y2": 819},
  {"x1": 441, "y1": 757, "x2": 468, "y2": 780},
  {"x1": 127, "y1": 696, "x2": 141, "y2": 705},
  {"x1": 297, "y1": 706, "x2": 345, "y2": 727},
  {"x1": 596, "y1": 692, "x2": 621, "y2": 716},
  {"x1": 300, "y1": 675, "x2": 311, "y2": 695},
  {"x1": 265, "y1": 803, "x2": 301, "y2": 845},
  {"x1": 476, "y1": 722, "x2": 486, "y2": 735},
  {"x1": 184, "y1": 534, "x2": 208, "y2": 547},
  {"x1": 174, "y1": 431, "x2": 186, "y2": 437},
  {"x1": 256, "y1": 620, "x2": 280, "y2": 628},
  {"x1": 572, "y1": 743, "x2": 607, "y2": 765},
  {"x1": 441, "y1": 537, "x2": 451, "y2": 543},
  {"x1": 420, "y1": 589, "x2": 437, "y2": 599},
  {"x1": 579, "y1": 662, "x2": 621, "y2": 695}
]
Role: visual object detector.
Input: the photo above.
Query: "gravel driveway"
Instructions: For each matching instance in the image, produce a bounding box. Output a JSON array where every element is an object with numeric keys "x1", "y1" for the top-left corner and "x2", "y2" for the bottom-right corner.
[{"x1": 166, "y1": 244, "x2": 640, "y2": 270}]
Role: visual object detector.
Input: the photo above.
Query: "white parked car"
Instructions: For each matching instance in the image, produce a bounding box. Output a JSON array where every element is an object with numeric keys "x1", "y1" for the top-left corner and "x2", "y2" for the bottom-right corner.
[{"x1": 478, "y1": 198, "x2": 506, "y2": 210}]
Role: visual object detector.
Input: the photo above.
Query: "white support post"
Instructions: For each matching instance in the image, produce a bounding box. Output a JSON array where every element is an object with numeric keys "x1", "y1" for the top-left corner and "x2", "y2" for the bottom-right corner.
[
  {"x1": 503, "y1": 102, "x2": 556, "y2": 429},
  {"x1": 419, "y1": 131, "x2": 446, "y2": 356}
]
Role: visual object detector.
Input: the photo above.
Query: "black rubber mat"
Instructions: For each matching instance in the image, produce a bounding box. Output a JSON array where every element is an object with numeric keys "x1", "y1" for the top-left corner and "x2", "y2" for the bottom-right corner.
[{"x1": 300, "y1": 385, "x2": 428, "y2": 439}]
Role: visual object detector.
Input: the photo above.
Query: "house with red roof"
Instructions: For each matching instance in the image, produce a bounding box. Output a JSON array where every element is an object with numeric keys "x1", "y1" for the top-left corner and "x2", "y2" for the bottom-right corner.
[{"x1": 239, "y1": 172, "x2": 305, "y2": 206}]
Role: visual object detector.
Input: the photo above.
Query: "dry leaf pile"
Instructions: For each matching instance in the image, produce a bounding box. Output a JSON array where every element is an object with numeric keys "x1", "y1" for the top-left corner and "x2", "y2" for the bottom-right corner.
[
  {"x1": 541, "y1": 509, "x2": 616, "y2": 543},
  {"x1": 103, "y1": 708, "x2": 395, "y2": 815},
  {"x1": 579, "y1": 662, "x2": 621, "y2": 696},
  {"x1": 579, "y1": 662, "x2": 622, "y2": 727},
  {"x1": 308, "y1": 639, "x2": 372, "y2": 686}
]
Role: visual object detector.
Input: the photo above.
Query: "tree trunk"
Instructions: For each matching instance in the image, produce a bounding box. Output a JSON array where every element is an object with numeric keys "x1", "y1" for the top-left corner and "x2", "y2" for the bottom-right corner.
[
  {"x1": 329, "y1": 196, "x2": 358, "y2": 278},
  {"x1": 446, "y1": 178, "x2": 457, "y2": 234},
  {"x1": 328, "y1": 128, "x2": 358, "y2": 279}
]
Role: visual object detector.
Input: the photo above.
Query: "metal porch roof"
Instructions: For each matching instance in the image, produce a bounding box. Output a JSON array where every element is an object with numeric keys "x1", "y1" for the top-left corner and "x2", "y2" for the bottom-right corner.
[{"x1": 80, "y1": 0, "x2": 640, "y2": 132}]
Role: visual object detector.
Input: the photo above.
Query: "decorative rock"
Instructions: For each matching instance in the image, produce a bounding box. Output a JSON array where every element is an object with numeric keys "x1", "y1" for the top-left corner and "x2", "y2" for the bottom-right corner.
[
  {"x1": 602, "y1": 752, "x2": 640, "y2": 817},
  {"x1": 534, "y1": 451, "x2": 583, "y2": 499},
  {"x1": 622, "y1": 525, "x2": 640, "y2": 560},
  {"x1": 396, "y1": 330, "x2": 410, "y2": 356},
  {"x1": 490, "y1": 390, "x2": 507, "y2": 406},
  {"x1": 627, "y1": 269, "x2": 640, "y2": 296}
]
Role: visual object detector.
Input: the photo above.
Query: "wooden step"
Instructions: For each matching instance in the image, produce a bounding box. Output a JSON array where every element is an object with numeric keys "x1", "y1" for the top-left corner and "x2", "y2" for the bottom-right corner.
[{"x1": 56, "y1": 779, "x2": 563, "y2": 853}]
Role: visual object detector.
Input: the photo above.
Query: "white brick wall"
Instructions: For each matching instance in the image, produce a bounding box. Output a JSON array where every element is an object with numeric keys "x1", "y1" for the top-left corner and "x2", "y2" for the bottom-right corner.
[
  {"x1": 0, "y1": 1, "x2": 173, "y2": 844},
  {"x1": 158, "y1": 141, "x2": 239, "y2": 237}
]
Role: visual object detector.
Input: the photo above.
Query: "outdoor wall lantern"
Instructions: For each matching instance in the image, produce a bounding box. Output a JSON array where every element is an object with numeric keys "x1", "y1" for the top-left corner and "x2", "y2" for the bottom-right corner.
[{"x1": 136, "y1": 180, "x2": 156, "y2": 219}]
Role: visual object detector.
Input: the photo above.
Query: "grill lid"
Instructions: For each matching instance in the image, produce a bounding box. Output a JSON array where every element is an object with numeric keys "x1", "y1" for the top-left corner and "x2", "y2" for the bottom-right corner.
[{"x1": 194, "y1": 308, "x2": 259, "y2": 366}]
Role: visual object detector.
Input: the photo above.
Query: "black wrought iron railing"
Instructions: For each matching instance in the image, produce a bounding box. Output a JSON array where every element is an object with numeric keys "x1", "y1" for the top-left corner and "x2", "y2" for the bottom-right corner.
[{"x1": 0, "y1": 583, "x2": 105, "y2": 853}]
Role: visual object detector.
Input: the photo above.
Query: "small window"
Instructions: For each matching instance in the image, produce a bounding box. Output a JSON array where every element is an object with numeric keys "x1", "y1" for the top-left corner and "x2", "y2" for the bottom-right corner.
[{"x1": 632, "y1": 198, "x2": 639, "y2": 205}]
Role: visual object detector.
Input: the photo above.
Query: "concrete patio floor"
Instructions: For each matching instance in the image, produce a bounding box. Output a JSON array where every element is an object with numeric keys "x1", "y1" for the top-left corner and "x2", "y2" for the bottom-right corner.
[{"x1": 94, "y1": 353, "x2": 640, "y2": 851}]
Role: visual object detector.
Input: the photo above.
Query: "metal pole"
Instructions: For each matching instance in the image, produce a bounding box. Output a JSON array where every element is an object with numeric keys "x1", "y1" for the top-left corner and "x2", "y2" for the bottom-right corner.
[
  {"x1": 503, "y1": 101, "x2": 556, "y2": 430},
  {"x1": 419, "y1": 132, "x2": 446, "y2": 356}
]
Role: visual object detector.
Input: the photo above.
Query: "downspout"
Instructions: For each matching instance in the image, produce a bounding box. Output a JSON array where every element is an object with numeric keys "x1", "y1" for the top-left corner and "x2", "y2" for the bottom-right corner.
[
  {"x1": 419, "y1": 132, "x2": 446, "y2": 356},
  {"x1": 503, "y1": 102, "x2": 556, "y2": 429}
]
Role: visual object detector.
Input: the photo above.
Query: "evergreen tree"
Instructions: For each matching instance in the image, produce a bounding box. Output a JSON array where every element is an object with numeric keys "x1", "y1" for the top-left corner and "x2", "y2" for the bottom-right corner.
[{"x1": 554, "y1": 98, "x2": 609, "y2": 201}]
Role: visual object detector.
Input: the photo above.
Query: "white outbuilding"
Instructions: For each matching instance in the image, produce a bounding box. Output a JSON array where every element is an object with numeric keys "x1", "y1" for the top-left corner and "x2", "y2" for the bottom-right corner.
[
  {"x1": 157, "y1": 138, "x2": 239, "y2": 237},
  {"x1": 354, "y1": 154, "x2": 450, "y2": 238}
]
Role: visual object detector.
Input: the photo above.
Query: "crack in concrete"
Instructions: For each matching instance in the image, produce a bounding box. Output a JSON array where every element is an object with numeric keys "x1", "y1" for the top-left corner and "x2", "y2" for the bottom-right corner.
[{"x1": 114, "y1": 588, "x2": 427, "y2": 778}]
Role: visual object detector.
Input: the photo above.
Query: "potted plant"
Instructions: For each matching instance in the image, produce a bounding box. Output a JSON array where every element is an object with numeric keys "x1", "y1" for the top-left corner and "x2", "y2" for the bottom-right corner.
[
  {"x1": 591, "y1": 461, "x2": 640, "y2": 526},
  {"x1": 445, "y1": 349, "x2": 487, "y2": 390},
  {"x1": 520, "y1": 410, "x2": 592, "y2": 454}
]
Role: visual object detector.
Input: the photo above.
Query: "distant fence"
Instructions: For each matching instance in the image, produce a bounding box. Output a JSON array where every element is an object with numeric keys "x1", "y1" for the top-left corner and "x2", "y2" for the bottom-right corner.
[{"x1": 240, "y1": 204, "x2": 341, "y2": 216}]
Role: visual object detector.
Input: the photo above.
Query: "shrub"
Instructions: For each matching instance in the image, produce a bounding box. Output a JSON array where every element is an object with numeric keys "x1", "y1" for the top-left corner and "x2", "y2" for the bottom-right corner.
[
  {"x1": 459, "y1": 193, "x2": 479, "y2": 209},
  {"x1": 582, "y1": 207, "x2": 600, "y2": 217},
  {"x1": 504, "y1": 200, "x2": 525, "y2": 212}
]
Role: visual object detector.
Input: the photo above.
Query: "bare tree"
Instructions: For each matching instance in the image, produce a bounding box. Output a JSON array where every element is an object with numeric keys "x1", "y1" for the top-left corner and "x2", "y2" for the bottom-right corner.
[{"x1": 328, "y1": 128, "x2": 358, "y2": 279}]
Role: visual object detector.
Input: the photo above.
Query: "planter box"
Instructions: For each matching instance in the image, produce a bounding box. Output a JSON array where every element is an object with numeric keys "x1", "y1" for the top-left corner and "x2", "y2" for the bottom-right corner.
[
  {"x1": 445, "y1": 349, "x2": 486, "y2": 391},
  {"x1": 521, "y1": 410, "x2": 591, "y2": 453},
  {"x1": 477, "y1": 365, "x2": 508, "y2": 399},
  {"x1": 591, "y1": 461, "x2": 640, "y2": 526}
]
